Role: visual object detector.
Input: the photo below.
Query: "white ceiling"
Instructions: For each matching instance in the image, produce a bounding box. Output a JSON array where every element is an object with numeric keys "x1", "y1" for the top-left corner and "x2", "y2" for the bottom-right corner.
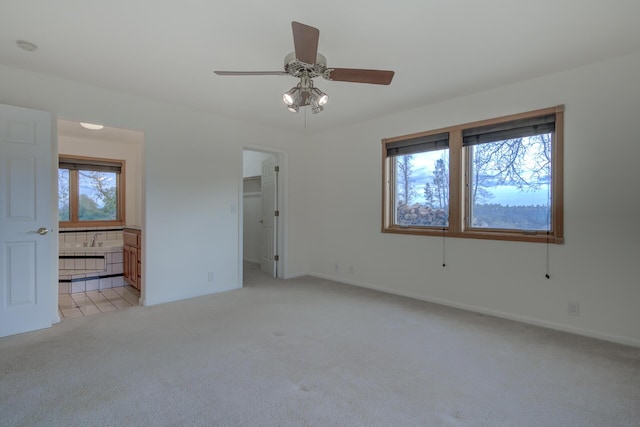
[
  {"x1": 2, "y1": 1, "x2": 640, "y2": 134},
  {"x1": 58, "y1": 119, "x2": 144, "y2": 144}
]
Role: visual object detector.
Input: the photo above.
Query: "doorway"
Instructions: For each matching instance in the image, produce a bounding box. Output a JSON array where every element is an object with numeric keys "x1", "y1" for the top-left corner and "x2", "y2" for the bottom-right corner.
[
  {"x1": 241, "y1": 148, "x2": 285, "y2": 284},
  {"x1": 56, "y1": 119, "x2": 144, "y2": 319}
]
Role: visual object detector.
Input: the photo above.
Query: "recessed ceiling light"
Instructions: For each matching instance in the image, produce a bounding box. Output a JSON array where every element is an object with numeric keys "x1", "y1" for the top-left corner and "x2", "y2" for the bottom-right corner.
[
  {"x1": 16, "y1": 40, "x2": 37, "y2": 52},
  {"x1": 80, "y1": 122, "x2": 104, "y2": 130}
]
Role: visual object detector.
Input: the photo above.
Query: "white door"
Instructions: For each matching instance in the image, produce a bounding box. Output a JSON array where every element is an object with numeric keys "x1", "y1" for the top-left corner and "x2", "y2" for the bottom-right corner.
[
  {"x1": 0, "y1": 104, "x2": 54, "y2": 337},
  {"x1": 260, "y1": 156, "x2": 278, "y2": 277}
]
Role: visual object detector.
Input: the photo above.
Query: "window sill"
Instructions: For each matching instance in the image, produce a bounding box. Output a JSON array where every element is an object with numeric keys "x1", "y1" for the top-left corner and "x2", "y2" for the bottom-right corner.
[{"x1": 382, "y1": 226, "x2": 564, "y2": 244}]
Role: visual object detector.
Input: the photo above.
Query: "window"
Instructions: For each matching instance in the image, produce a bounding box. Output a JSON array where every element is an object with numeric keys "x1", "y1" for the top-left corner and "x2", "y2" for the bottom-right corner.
[
  {"x1": 58, "y1": 156, "x2": 125, "y2": 227},
  {"x1": 382, "y1": 106, "x2": 564, "y2": 243}
]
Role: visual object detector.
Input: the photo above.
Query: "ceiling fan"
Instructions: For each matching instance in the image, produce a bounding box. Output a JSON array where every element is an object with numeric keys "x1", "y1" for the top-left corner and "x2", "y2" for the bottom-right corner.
[{"x1": 214, "y1": 21, "x2": 395, "y2": 114}]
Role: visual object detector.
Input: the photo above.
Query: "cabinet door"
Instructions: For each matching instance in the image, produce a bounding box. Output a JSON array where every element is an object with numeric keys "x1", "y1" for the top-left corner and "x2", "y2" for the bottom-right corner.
[
  {"x1": 123, "y1": 246, "x2": 130, "y2": 282},
  {"x1": 131, "y1": 249, "x2": 139, "y2": 290}
]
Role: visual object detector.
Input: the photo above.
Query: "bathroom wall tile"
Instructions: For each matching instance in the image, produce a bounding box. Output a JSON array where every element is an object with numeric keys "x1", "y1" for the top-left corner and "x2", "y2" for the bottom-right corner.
[
  {"x1": 112, "y1": 262, "x2": 123, "y2": 275},
  {"x1": 64, "y1": 259, "x2": 75, "y2": 270},
  {"x1": 97, "y1": 258, "x2": 106, "y2": 270},
  {"x1": 74, "y1": 258, "x2": 86, "y2": 270},
  {"x1": 71, "y1": 281, "x2": 86, "y2": 293},
  {"x1": 99, "y1": 277, "x2": 113, "y2": 290},
  {"x1": 112, "y1": 252, "x2": 123, "y2": 263},
  {"x1": 86, "y1": 258, "x2": 96, "y2": 270},
  {"x1": 58, "y1": 259, "x2": 63, "y2": 269},
  {"x1": 85, "y1": 279, "x2": 100, "y2": 292},
  {"x1": 112, "y1": 276, "x2": 124, "y2": 287}
]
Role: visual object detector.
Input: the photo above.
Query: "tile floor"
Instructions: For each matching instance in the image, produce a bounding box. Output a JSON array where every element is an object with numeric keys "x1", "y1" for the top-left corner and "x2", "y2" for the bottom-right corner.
[{"x1": 58, "y1": 285, "x2": 140, "y2": 319}]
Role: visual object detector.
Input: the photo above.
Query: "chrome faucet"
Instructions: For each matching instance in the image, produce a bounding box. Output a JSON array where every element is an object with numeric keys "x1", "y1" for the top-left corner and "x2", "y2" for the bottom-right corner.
[{"x1": 90, "y1": 232, "x2": 102, "y2": 247}]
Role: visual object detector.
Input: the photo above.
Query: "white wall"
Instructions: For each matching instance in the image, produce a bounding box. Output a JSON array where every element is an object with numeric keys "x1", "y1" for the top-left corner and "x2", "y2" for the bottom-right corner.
[
  {"x1": 305, "y1": 52, "x2": 640, "y2": 346},
  {"x1": 0, "y1": 64, "x2": 310, "y2": 306},
  {"x1": 58, "y1": 135, "x2": 143, "y2": 226}
]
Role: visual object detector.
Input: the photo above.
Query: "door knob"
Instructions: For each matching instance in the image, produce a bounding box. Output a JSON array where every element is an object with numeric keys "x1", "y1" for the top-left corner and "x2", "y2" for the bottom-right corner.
[{"x1": 36, "y1": 227, "x2": 50, "y2": 235}]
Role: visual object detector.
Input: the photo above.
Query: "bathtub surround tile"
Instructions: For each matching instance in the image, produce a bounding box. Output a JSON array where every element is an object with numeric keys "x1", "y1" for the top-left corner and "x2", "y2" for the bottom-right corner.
[
  {"x1": 71, "y1": 282, "x2": 86, "y2": 293},
  {"x1": 85, "y1": 279, "x2": 100, "y2": 292},
  {"x1": 74, "y1": 258, "x2": 86, "y2": 270},
  {"x1": 99, "y1": 277, "x2": 113, "y2": 290},
  {"x1": 112, "y1": 263, "x2": 123, "y2": 275},
  {"x1": 64, "y1": 259, "x2": 74, "y2": 270},
  {"x1": 112, "y1": 276, "x2": 124, "y2": 287}
]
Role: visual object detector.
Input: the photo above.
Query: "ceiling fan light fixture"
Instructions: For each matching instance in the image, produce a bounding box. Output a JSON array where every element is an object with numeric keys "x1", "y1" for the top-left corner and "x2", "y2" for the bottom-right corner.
[
  {"x1": 282, "y1": 86, "x2": 300, "y2": 105},
  {"x1": 310, "y1": 98, "x2": 324, "y2": 114},
  {"x1": 311, "y1": 87, "x2": 329, "y2": 106},
  {"x1": 287, "y1": 104, "x2": 299, "y2": 113}
]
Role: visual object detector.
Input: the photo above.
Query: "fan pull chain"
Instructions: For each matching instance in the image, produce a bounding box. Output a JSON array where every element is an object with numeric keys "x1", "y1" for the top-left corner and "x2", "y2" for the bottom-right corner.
[
  {"x1": 442, "y1": 227, "x2": 446, "y2": 267},
  {"x1": 545, "y1": 177, "x2": 551, "y2": 279},
  {"x1": 545, "y1": 231, "x2": 550, "y2": 279}
]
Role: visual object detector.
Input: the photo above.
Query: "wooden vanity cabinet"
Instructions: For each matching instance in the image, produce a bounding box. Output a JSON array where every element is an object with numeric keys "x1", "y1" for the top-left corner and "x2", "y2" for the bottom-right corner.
[{"x1": 123, "y1": 228, "x2": 142, "y2": 290}]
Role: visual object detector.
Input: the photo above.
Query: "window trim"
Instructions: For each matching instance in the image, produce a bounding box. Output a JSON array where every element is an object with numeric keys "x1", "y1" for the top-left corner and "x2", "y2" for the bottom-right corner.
[
  {"x1": 382, "y1": 105, "x2": 564, "y2": 244},
  {"x1": 58, "y1": 155, "x2": 126, "y2": 228}
]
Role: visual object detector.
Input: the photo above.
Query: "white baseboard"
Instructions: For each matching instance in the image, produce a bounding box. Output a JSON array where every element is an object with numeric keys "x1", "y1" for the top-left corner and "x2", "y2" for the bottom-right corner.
[{"x1": 309, "y1": 273, "x2": 640, "y2": 349}]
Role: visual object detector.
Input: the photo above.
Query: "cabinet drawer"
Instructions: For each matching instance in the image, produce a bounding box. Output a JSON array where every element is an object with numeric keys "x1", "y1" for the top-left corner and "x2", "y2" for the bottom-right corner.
[{"x1": 123, "y1": 232, "x2": 137, "y2": 247}]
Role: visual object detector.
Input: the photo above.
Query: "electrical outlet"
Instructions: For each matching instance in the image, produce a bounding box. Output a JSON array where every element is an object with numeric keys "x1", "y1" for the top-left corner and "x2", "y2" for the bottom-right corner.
[
  {"x1": 208, "y1": 272, "x2": 215, "y2": 282},
  {"x1": 568, "y1": 301, "x2": 580, "y2": 316}
]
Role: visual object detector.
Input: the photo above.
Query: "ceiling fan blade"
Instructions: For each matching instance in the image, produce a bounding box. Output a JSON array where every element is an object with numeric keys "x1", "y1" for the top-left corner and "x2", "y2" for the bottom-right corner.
[
  {"x1": 214, "y1": 71, "x2": 288, "y2": 76},
  {"x1": 291, "y1": 21, "x2": 319, "y2": 65},
  {"x1": 325, "y1": 68, "x2": 395, "y2": 85}
]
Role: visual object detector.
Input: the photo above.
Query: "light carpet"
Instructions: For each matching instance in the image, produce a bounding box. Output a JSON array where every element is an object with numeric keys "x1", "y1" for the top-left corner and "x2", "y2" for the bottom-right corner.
[{"x1": 1, "y1": 263, "x2": 639, "y2": 426}]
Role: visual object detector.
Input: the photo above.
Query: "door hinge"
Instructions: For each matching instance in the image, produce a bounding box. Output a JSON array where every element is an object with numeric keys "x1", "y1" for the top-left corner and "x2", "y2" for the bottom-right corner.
[
  {"x1": 274, "y1": 210, "x2": 280, "y2": 217},
  {"x1": 274, "y1": 255, "x2": 279, "y2": 261},
  {"x1": 274, "y1": 166, "x2": 280, "y2": 172}
]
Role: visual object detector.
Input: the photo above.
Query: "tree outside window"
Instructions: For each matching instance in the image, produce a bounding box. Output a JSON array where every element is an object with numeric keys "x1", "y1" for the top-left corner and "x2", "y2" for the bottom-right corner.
[{"x1": 58, "y1": 156, "x2": 124, "y2": 227}]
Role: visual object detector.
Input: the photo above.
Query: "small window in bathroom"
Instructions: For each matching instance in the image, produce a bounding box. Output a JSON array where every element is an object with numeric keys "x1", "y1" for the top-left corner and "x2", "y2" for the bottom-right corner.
[{"x1": 58, "y1": 156, "x2": 125, "y2": 227}]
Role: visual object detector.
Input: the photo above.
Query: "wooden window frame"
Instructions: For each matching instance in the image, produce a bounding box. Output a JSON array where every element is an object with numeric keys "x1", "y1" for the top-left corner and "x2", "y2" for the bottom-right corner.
[
  {"x1": 58, "y1": 155, "x2": 126, "y2": 228},
  {"x1": 382, "y1": 106, "x2": 564, "y2": 244}
]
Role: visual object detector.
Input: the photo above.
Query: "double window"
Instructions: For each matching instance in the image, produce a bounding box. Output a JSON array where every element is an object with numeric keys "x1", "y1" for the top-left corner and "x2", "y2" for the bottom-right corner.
[
  {"x1": 58, "y1": 156, "x2": 125, "y2": 227},
  {"x1": 382, "y1": 106, "x2": 564, "y2": 243}
]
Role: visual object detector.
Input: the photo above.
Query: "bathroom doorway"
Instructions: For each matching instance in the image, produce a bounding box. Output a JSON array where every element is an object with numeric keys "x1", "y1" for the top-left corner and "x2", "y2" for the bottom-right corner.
[{"x1": 57, "y1": 119, "x2": 144, "y2": 319}]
